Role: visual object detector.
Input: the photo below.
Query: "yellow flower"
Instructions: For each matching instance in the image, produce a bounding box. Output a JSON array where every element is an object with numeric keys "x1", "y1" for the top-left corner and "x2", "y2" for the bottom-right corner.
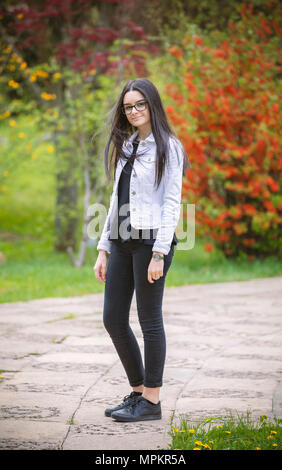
[
  {"x1": 47, "y1": 145, "x2": 54, "y2": 153},
  {"x1": 188, "y1": 429, "x2": 195, "y2": 434},
  {"x1": 260, "y1": 414, "x2": 267, "y2": 420},
  {"x1": 29, "y1": 74, "x2": 37, "y2": 82},
  {"x1": 41, "y1": 92, "x2": 56, "y2": 101},
  {"x1": 267, "y1": 435, "x2": 274, "y2": 439},
  {"x1": 217, "y1": 425, "x2": 223, "y2": 428},
  {"x1": 225, "y1": 431, "x2": 231, "y2": 434},
  {"x1": 31, "y1": 153, "x2": 37, "y2": 159},
  {"x1": 3, "y1": 170, "x2": 8, "y2": 177},
  {"x1": 27, "y1": 144, "x2": 32, "y2": 151},
  {"x1": 209, "y1": 440, "x2": 214, "y2": 444},
  {"x1": 53, "y1": 72, "x2": 61, "y2": 79},
  {"x1": 195, "y1": 441, "x2": 203, "y2": 446},
  {"x1": 17, "y1": 13, "x2": 24, "y2": 18},
  {"x1": 36, "y1": 70, "x2": 49, "y2": 78},
  {"x1": 9, "y1": 64, "x2": 16, "y2": 71},
  {"x1": 202, "y1": 443, "x2": 211, "y2": 450},
  {"x1": 19, "y1": 62, "x2": 27, "y2": 70},
  {"x1": 90, "y1": 68, "x2": 96, "y2": 75},
  {"x1": 1, "y1": 185, "x2": 7, "y2": 191},
  {"x1": 270, "y1": 430, "x2": 277, "y2": 434},
  {"x1": 272, "y1": 444, "x2": 277, "y2": 447},
  {"x1": 0, "y1": 110, "x2": 11, "y2": 119},
  {"x1": 255, "y1": 447, "x2": 261, "y2": 450},
  {"x1": 193, "y1": 448, "x2": 201, "y2": 450},
  {"x1": 8, "y1": 79, "x2": 19, "y2": 88},
  {"x1": 18, "y1": 132, "x2": 25, "y2": 138}
]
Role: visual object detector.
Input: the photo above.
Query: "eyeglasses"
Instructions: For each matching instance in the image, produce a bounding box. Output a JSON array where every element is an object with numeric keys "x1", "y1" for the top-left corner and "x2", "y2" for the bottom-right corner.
[{"x1": 122, "y1": 100, "x2": 148, "y2": 115}]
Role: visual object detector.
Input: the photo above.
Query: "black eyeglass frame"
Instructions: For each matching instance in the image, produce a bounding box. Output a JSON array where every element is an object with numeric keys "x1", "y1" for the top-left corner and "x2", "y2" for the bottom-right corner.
[{"x1": 122, "y1": 100, "x2": 148, "y2": 115}]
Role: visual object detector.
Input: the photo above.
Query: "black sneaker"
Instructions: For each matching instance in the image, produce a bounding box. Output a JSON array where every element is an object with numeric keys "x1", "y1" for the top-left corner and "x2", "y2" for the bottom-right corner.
[
  {"x1": 111, "y1": 396, "x2": 162, "y2": 422},
  {"x1": 104, "y1": 391, "x2": 142, "y2": 417}
]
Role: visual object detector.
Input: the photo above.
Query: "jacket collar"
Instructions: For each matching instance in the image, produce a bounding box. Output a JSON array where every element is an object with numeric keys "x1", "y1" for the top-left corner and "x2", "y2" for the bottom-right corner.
[{"x1": 128, "y1": 130, "x2": 155, "y2": 144}]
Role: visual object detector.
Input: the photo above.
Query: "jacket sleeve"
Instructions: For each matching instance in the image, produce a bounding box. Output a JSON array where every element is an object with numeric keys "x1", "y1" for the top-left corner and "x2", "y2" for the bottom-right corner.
[
  {"x1": 152, "y1": 137, "x2": 184, "y2": 255},
  {"x1": 96, "y1": 187, "x2": 117, "y2": 255}
]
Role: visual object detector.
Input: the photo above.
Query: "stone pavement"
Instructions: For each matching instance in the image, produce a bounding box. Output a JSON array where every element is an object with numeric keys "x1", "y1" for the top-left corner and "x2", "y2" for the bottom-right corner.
[{"x1": 0, "y1": 276, "x2": 281, "y2": 450}]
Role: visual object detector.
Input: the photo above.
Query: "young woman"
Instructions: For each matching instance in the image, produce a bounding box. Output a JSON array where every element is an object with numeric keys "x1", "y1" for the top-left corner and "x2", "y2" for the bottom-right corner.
[{"x1": 94, "y1": 78, "x2": 190, "y2": 422}]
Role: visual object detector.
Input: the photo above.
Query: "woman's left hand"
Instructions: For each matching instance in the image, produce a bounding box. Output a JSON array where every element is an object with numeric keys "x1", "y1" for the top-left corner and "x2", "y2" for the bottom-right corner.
[{"x1": 148, "y1": 258, "x2": 164, "y2": 283}]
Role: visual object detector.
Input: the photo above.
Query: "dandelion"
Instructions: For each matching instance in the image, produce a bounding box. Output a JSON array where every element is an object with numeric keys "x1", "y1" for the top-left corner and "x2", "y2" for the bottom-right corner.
[
  {"x1": 195, "y1": 441, "x2": 203, "y2": 446},
  {"x1": 31, "y1": 153, "x2": 37, "y2": 159},
  {"x1": 18, "y1": 132, "x2": 25, "y2": 138},
  {"x1": 3, "y1": 170, "x2": 8, "y2": 177},
  {"x1": 188, "y1": 429, "x2": 195, "y2": 434},
  {"x1": 255, "y1": 447, "x2": 261, "y2": 450},
  {"x1": 47, "y1": 145, "x2": 54, "y2": 153},
  {"x1": 217, "y1": 425, "x2": 223, "y2": 429},
  {"x1": 193, "y1": 448, "x2": 201, "y2": 450},
  {"x1": 202, "y1": 443, "x2": 211, "y2": 450},
  {"x1": 270, "y1": 430, "x2": 277, "y2": 434},
  {"x1": 267, "y1": 435, "x2": 274, "y2": 439},
  {"x1": 260, "y1": 414, "x2": 268, "y2": 420},
  {"x1": 272, "y1": 444, "x2": 277, "y2": 447},
  {"x1": 225, "y1": 431, "x2": 231, "y2": 434}
]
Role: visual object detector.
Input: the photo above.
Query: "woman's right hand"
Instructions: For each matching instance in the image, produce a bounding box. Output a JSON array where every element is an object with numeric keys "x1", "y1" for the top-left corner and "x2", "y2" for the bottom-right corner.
[{"x1": 93, "y1": 250, "x2": 108, "y2": 283}]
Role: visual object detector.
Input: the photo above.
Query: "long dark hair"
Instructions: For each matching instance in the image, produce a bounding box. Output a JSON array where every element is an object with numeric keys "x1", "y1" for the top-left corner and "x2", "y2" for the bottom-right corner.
[{"x1": 103, "y1": 78, "x2": 191, "y2": 189}]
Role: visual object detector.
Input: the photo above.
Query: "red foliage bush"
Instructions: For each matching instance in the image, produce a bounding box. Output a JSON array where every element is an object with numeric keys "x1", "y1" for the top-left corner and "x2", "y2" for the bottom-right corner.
[{"x1": 165, "y1": 2, "x2": 282, "y2": 257}]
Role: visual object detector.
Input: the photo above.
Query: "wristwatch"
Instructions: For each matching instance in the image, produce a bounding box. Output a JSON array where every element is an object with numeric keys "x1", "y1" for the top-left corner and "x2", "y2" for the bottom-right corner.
[{"x1": 152, "y1": 253, "x2": 164, "y2": 261}]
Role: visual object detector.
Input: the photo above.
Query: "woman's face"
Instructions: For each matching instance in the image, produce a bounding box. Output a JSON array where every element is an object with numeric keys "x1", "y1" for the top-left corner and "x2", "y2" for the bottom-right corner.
[{"x1": 123, "y1": 90, "x2": 151, "y2": 131}]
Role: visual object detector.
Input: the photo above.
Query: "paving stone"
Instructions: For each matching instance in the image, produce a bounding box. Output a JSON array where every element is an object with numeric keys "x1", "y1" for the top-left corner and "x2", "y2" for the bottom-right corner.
[{"x1": 0, "y1": 276, "x2": 281, "y2": 450}]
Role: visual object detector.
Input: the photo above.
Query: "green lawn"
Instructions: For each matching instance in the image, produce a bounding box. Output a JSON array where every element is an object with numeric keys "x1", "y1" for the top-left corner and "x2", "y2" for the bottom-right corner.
[
  {"x1": 166, "y1": 412, "x2": 282, "y2": 451},
  {"x1": 1, "y1": 231, "x2": 282, "y2": 303}
]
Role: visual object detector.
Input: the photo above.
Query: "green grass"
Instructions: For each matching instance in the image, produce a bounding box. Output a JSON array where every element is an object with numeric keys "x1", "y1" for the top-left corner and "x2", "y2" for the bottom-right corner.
[
  {"x1": 166, "y1": 412, "x2": 282, "y2": 451},
  {"x1": 1, "y1": 233, "x2": 282, "y2": 303}
]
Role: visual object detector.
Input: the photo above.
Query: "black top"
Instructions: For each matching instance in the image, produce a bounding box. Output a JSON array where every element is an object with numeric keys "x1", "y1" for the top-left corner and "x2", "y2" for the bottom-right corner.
[{"x1": 109, "y1": 140, "x2": 178, "y2": 247}]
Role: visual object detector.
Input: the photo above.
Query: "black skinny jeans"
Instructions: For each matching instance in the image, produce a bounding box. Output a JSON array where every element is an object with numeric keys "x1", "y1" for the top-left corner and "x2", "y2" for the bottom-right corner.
[{"x1": 103, "y1": 239, "x2": 175, "y2": 388}]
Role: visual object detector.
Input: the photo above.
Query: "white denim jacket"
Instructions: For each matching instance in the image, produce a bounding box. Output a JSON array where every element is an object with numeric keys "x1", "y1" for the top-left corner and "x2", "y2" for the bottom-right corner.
[{"x1": 97, "y1": 130, "x2": 184, "y2": 255}]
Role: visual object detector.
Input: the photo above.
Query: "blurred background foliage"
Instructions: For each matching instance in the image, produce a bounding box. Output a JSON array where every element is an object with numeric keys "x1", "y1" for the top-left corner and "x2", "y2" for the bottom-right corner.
[{"x1": 0, "y1": 0, "x2": 281, "y2": 301}]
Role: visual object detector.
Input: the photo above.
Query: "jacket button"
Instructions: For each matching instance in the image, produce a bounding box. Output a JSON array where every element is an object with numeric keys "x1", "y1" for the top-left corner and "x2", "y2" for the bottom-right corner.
[{"x1": 132, "y1": 191, "x2": 136, "y2": 195}]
